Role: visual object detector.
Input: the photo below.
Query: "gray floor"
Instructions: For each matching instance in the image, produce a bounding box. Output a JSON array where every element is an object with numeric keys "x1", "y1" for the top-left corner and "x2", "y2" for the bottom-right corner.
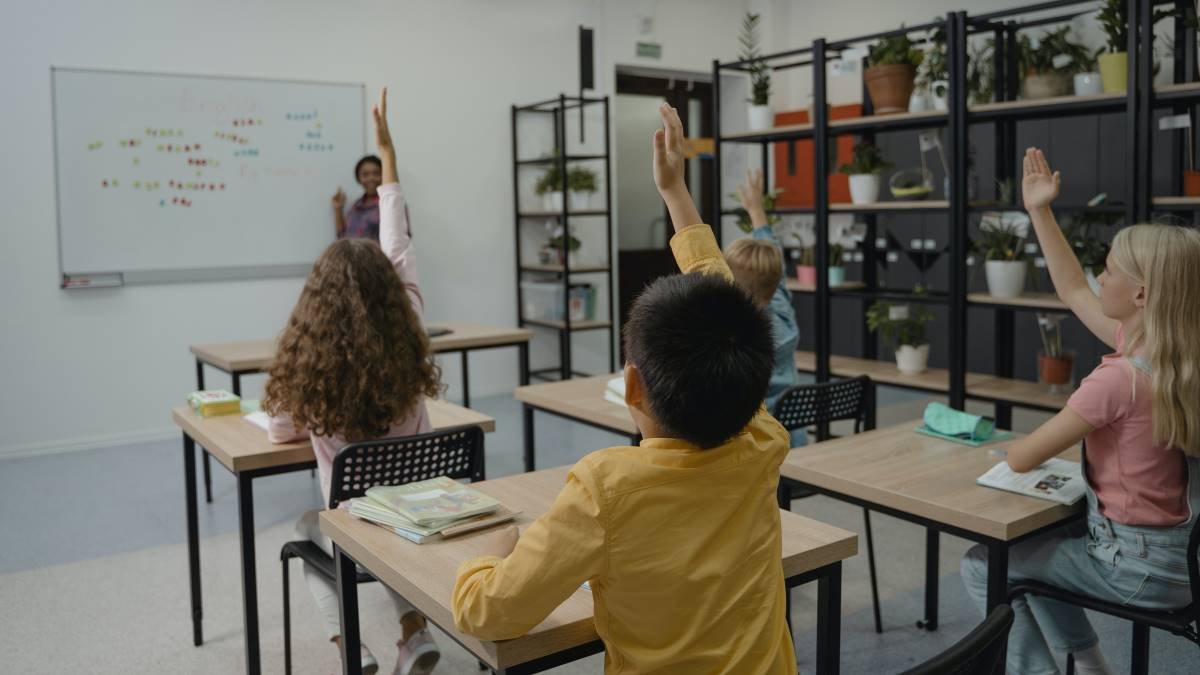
[{"x1": 0, "y1": 387, "x2": 1196, "y2": 673}]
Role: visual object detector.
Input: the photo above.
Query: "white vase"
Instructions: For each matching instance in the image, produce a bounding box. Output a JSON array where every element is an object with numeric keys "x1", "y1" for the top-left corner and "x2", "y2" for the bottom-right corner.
[
  {"x1": 985, "y1": 260, "x2": 1027, "y2": 298},
  {"x1": 568, "y1": 190, "x2": 592, "y2": 211},
  {"x1": 1073, "y1": 72, "x2": 1102, "y2": 96},
  {"x1": 909, "y1": 88, "x2": 931, "y2": 112},
  {"x1": 896, "y1": 344, "x2": 930, "y2": 375},
  {"x1": 848, "y1": 174, "x2": 882, "y2": 205},
  {"x1": 931, "y1": 80, "x2": 949, "y2": 111},
  {"x1": 1085, "y1": 269, "x2": 1101, "y2": 296},
  {"x1": 748, "y1": 104, "x2": 773, "y2": 131},
  {"x1": 542, "y1": 191, "x2": 563, "y2": 212}
]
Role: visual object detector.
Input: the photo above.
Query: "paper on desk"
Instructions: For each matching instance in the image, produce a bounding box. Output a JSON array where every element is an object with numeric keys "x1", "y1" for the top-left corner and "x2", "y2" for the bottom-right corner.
[{"x1": 243, "y1": 410, "x2": 271, "y2": 431}]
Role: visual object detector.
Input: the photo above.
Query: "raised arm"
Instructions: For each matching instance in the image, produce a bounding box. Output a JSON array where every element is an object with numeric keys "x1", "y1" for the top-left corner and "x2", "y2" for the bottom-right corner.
[
  {"x1": 738, "y1": 168, "x2": 791, "y2": 300},
  {"x1": 1022, "y1": 148, "x2": 1117, "y2": 348},
  {"x1": 372, "y1": 87, "x2": 424, "y2": 318}
]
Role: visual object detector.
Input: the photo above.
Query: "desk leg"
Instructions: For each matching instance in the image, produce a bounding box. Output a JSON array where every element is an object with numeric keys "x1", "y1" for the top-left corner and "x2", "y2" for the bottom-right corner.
[
  {"x1": 815, "y1": 562, "x2": 842, "y2": 675},
  {"x1": 917, "y1": 527, "x2": 939, "y2": 631},
  {"x1": 522, "y1": 404, "x2": 535, "y2": 473},
  {"x1": 236, "y1": 472, "x2": 262, "y2": 675},
  {"x1": 985, "y1": 541, "x2": 1009, "y2": 613},
  {"x1": 183, "y1": 433, "x2": 203, "y2": 646},
  {"x1": 460, "y1": 351, "x2": 471, "y2": 408},
  {"x1": 196, "y1": 359, "x2": 214, "y2": 504},
  {"x1": 335, "y1": 544, "x2": 363, "y2": 675},
  {"x1": 518, "y1": 342, "x2": 530, "y2": 386}
]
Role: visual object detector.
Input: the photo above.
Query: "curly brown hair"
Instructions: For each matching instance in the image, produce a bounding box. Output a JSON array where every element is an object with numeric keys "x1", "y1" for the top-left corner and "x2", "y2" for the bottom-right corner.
[{"x1": 262, "y1": 238, "x2": 442, "y2": 442}]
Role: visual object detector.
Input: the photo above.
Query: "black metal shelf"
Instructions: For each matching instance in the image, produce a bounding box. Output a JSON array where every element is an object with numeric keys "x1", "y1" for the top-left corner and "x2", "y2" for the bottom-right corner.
[{"x1": 512, "y1": 95, "x2": 616, "y2": 381}]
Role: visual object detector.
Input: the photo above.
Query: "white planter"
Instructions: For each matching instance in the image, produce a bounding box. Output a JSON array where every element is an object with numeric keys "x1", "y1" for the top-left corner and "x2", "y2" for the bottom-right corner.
[
  {"x1": 1073, "y1": 72, "x2": 1103, "y2": 96},
  {"x1": 1085, "y1": 269, "x2": 1101, "y2": 296},
  {"x1": 568, "y1": 190, "x2": 593, "y2": 211},
  {"x1": 848, "y1": 174, "x2": 882, "y2": 205},
  {"x1": 931, "y1": 80, "x2": 949, "y2": 111},
  {"x1": 748, "y1": 104, "x2": 773, "y2": 131},
  {"x1": 985, "y1": 260, "x2": 1027, "y2": 298},
  {"x1": 542, "y1": 191, "x2": 563, "y2": 212},
  {"x1": 909, "y1": 88, "x2": 931, "y2": 112},
  {"x1": 896, "y1": 344, "x2": 930, "y2": 375}
]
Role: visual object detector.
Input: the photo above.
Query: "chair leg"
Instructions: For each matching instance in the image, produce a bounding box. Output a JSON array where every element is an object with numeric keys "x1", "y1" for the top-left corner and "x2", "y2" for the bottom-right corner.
[
  {"x1": 1065, "y1": 652, "x2": 1074, "y2": 675},
  {"x1": 1131, "y1": 623, "x2": 1150, "y2": 675},
  {"x1": 283, "y1": 557, "x2": 292, "y2": 675},
  {"x1": 863, "y1": 507, "x2": 882, "y2": 634}
]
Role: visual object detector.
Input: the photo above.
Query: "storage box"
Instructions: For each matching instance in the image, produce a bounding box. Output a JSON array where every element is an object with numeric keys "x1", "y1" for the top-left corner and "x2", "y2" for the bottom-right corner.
[{"x1": 521, "y1": 280, "x2": 595, "y2": 322}]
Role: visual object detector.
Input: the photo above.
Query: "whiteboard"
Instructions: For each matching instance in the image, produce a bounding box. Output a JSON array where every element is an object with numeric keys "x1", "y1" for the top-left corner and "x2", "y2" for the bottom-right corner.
[{"x1": 51, "y1": 67, "x2": 365, "y2": 286}]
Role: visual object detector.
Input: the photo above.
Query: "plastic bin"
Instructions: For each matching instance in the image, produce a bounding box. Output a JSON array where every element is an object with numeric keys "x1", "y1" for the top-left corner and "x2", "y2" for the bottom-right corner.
[{"x1": 521, "y1": 280, "x2": 595, "y2": 322}]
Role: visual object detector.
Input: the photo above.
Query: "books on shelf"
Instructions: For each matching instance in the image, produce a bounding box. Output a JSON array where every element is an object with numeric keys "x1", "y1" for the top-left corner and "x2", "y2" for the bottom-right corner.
[
  {"x1": 976, "y1": 457, "x2": 1086, "y2": 505},
  {"x1": 187, "y1": 390, "x2": 241, "y2": 417},
  {"x1": 349, "y1": 476, "x2": 518, "y2": 544},
  {"x1": 605, "y1": 376, "x2": 626, "y2": 408}
]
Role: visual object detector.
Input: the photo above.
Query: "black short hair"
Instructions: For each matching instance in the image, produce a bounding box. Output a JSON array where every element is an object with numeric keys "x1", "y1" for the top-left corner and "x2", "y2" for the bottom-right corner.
[
  {"x1": 354, "y1": 155, "x2": 382, "y2": 180},
  {"x1": 623, "y1": 272, "x2": 775, "y2": 448}
]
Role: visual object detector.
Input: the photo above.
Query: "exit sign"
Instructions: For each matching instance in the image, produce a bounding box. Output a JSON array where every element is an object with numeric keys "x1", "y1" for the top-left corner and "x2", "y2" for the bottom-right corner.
[{"x1": 636, "y1": 42, "x2": 662, "y2": 59}]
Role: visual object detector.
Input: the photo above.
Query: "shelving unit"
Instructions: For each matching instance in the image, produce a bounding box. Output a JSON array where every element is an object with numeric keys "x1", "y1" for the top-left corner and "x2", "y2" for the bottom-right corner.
[
  {"x1": 511, "y1": 95, "x2": 616, "y2": 382},
  {"x1": 713, "y1": 0, "x2": 1188, "y2": 423}
]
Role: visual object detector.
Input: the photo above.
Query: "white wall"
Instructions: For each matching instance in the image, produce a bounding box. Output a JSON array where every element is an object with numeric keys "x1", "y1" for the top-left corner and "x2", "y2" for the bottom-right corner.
[{"x1": 0, "y1": 0, "x2": 752, "y2": 458}]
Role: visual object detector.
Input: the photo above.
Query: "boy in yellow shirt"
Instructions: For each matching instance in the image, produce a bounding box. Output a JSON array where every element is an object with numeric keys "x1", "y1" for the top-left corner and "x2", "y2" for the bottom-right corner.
[{"x1": 452, "y1": 103, "x2": 796, "y2": 674}]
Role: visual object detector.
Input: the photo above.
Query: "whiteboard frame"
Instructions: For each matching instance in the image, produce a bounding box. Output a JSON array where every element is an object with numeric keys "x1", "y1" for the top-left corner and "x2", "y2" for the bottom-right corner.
[{"x1": 50, "y1": 66, "x2": 367, "y2": 289}]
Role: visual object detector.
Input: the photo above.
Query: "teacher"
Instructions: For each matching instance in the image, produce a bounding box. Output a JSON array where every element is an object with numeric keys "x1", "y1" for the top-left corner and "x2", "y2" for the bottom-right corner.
[{"x1": 331, "y1": 155, "x2": 383, "y2": 240}]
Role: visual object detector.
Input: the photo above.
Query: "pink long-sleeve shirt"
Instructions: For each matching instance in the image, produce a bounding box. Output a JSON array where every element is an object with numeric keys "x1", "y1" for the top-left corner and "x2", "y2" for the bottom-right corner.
[{"x1": 268, "y1": 182, "x2": 432, "y2": 507}]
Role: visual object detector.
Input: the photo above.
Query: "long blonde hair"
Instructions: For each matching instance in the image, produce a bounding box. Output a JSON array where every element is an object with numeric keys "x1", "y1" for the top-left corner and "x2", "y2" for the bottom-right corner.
[{"x1": 1110, "y1": 224, "x2": 1200, "y2": 456}]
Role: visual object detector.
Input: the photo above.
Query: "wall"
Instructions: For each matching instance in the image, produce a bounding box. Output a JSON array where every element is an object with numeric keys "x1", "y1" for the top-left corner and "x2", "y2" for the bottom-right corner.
[{"x1": 0, "y1": 0, "x2": 749, "y2": 458}]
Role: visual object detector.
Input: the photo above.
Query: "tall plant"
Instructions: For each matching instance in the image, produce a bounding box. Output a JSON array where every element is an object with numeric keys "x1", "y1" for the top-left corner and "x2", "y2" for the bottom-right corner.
[
  {"x1": 1096, "y1": 0, "x2": 1177, "y2": 53},
  {"x1": 739, "y1": 13, "x2": 771, "y2": 105},
  {"x1": 919, "y1": 25, "x2": 948, "y2": 86},
  {"x1": 867, "y1": 300, "x2": 935, "y2": 349}
]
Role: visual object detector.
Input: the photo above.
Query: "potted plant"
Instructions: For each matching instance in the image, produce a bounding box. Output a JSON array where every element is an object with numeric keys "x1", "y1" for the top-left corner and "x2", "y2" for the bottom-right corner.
[
  {"x1": 1036, "y1": 313, "x2": 1075, "y2": 393},
  {"x1": 839, "y1": 142, "x2": 892, "y2": 205},
  {"x1": 567, "y1": 165, "x2": 598, "y2": 210},
  {"x1": 739, "y1": 13, "x2": 773, "y2": 131},
  {"x1": 828, "y1": 243, "x2": 847, "y2": 286},
  {"x1": 975, "y1": 210, "x2": 1032, "y2": 298},
  {"x1": 541, "y1": 224, "x2": 582, "y2": 267},
  {"x1": 966, "y1": 38, "x2": 996, "y2": 106},
  {"x1": 1073, "y1": 50, "x2": 1102, "y2": 96},
  {"x1": 535, "y1": 164, "x2": 564, "y2": 212},
  {"x1": 1017, "y1": 27, "x2": 1092, "y2": 100},
  {"x1": 867, "y1": 299, "x2": 935, "y2": 375},
  {"x1": 918, "y1": 25, "x2": 950, "y2": 111},
  {"x1": 729, "y1": 187, "x2": 783, "y2": 233},
  {"x1": 1096, "y1": 0, "x2": 1178, "y2": 92},
  {"x1": 866, "y1": 34, "x2": 924, "y2": 114},
  {"x1": 1062, "y1": 211, "x2": 1116, "y2": 295},
  {"x1": 793, "y1": 221, "x2": 817, "y2": 286}
]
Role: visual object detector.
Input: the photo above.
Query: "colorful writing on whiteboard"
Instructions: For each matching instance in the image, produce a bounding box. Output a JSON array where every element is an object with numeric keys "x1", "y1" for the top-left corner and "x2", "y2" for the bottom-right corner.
[{"x1": 285, "y1": 110, "x2": 318, "y2": 121}]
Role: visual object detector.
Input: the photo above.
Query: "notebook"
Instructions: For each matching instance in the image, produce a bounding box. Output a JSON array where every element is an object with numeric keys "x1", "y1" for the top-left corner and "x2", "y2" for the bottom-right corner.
[
  {"x1": 976, "y1": 457, "x2": 1086, "y2": 505},
  {"x1": 366, "y1": 477, "x2": 499, "y2": 527}
]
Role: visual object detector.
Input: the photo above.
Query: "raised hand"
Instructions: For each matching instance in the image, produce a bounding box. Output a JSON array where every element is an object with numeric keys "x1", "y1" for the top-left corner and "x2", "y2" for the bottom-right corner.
[
  {"x1": 1022, "y1": 147, "x2": 1061, "y2": 211},
  {"x1": 652, "y1": 102, "x2": 686, "y2": 196},
  {"x1": 331, "y1": 187, "x2": 346, "y2": 210},
  {"x1": 372, "y1": 87, "x2": 393, "y2": 155},
  {"x1": 736, "y1": 169, "x2": 768, "y2": 226}
]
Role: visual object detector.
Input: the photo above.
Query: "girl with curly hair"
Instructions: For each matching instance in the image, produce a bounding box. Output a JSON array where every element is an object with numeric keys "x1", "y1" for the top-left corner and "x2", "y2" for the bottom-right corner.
[{"x1": 263, "y1": 88, "x2": 442, "y2": 675}]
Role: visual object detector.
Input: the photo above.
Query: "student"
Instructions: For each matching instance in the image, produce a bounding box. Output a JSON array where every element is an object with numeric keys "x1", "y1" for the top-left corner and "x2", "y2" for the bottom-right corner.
[
  {"x1": 451, "y1": 103, "x2": 796, "y2": 673},
  {"x1": 727, "y1": 168, "x2": 806, "y2": 448},
  {"x1": 960, "y1": 148, "x2": 1200, "y2": 675},
  {"x1": 332, "y1": 155, "x2": 383, "y2": 240},
  {"x1": 263, "y1": 88, "x2": 442, "y2": 675}
]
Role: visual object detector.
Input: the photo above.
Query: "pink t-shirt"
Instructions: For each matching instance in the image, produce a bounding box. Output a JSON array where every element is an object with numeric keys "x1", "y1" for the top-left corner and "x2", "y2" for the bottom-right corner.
[{"x1": 1067, "y1": 326, "x2": 1189, "y2": 526}]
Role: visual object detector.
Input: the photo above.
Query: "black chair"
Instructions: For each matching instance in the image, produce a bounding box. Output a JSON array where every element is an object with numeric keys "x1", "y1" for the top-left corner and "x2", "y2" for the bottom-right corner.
[
  {"x1": 1007, "y1": 513, "x2": 1200, "y2": 675},
  {"x1": 771, "y1": 375, "x2": 884, "y2": 633},
  {"x1": 898, "y1": 604, "x2": 1015, "y2": 675},
  {"x1": 281, "y1": 425, "x2": 486, "y2": 674}
]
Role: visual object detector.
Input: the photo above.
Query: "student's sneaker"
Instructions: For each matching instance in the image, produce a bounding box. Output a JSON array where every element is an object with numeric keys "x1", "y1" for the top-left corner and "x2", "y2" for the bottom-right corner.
[
  {"x1": 393, "y1": 628, "x2": 440, "y2": 675},
  {"x1": 338, "y1": 643, "x2": 378, "y2": 675}
]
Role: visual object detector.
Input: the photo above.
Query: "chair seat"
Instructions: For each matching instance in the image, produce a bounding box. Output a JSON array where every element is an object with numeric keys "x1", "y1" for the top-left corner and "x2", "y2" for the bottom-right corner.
[
  {"x1": 282, "y1": 540, "x2": 374, "y2": 585},
  {"x1": 1009, "y1": 581, "x2": 1199, "y2": 641}
]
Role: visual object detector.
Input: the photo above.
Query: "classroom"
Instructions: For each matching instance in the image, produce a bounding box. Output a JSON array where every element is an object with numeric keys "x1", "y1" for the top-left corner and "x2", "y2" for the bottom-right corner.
[{"x1": 3, "y1": 0, "x2": 1199, "y2": 673}]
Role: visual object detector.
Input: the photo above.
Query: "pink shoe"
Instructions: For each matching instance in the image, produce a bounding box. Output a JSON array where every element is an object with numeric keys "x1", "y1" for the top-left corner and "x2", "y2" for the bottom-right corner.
[{"x1": 393, "y1": 628, "x2": 439, "y2": 675}]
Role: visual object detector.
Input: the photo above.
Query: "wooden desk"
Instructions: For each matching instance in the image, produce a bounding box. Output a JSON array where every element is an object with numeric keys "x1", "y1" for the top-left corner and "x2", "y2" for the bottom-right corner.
[
  {"x1": 512, "y1": 374, "x2": 639, "y2": 472},
  {"x1": 172, "y1": 399, "x2": 496, "y2": 675},
  {"x1": 321, "y1": 466, "x2": 858, "y2": 674},
  {"x1": 190, "y1": 321, "x2": 531, "y2": 501},
  {"x1": 780, "y1": 421, "x2": 1083, "y2": 630}
]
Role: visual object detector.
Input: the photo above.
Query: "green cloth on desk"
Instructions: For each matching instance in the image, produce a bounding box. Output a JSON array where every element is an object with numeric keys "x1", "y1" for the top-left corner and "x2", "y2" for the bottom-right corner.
[{"x1": 920, "y1": 402, "x2": 1006, "y2": 444}]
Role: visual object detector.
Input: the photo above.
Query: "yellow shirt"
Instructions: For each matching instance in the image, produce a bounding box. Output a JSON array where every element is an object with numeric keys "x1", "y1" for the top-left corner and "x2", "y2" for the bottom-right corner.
[{"x1": 452, "y1": 224, "x2": 796, "y2": 674}]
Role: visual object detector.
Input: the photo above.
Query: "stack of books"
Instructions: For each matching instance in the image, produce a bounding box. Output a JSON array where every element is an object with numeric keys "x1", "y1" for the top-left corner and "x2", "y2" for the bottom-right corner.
[
  {"x1": 604, "y1": 376, "x2": 626, "y2": 407},
  {"x1": 187, "y1": 390, "x2": 242, "y2": 417},
  {"x1": 349, "y1": 476, "x2": 519, "y2": 544}
]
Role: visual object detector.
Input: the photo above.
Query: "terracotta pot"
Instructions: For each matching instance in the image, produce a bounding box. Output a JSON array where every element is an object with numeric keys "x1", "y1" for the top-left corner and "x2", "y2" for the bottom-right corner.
[
  {"x1": 1038, "y1": 352, "x2": 1075, "y2": 393},
  {"x1": 865, "y1": 64, "x2": 916, "y2": 114},
  {"x1": 1185, "y1": 170, "x2": 1200, "y2": 197}
]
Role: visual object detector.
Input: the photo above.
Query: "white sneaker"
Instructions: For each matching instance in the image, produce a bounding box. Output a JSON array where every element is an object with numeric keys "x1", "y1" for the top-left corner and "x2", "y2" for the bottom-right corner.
[
  {"x1": 338, "y1": 642, "x2": 378, "y2": 675},
  {"x1": 393, "y1": 628, "x2": 440, "y2": 675}
]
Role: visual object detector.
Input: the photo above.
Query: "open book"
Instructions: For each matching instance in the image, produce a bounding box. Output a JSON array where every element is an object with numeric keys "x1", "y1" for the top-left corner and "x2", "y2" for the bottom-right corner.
[{"x1": 976, "y1": 457, "x2": 1086, "y2": 505}]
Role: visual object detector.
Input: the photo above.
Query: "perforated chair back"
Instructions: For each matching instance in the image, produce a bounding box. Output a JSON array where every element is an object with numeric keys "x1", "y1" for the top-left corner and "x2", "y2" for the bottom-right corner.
[
  {"x1": 771, "y1": 375, "x2": 871, "y2": 436},
  {"x1": 899, "y1": 604, "x2": 1014, "y2": 675},
  {"x1": 327, "y1": 424, "x2": 485, "y2": 509}
]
